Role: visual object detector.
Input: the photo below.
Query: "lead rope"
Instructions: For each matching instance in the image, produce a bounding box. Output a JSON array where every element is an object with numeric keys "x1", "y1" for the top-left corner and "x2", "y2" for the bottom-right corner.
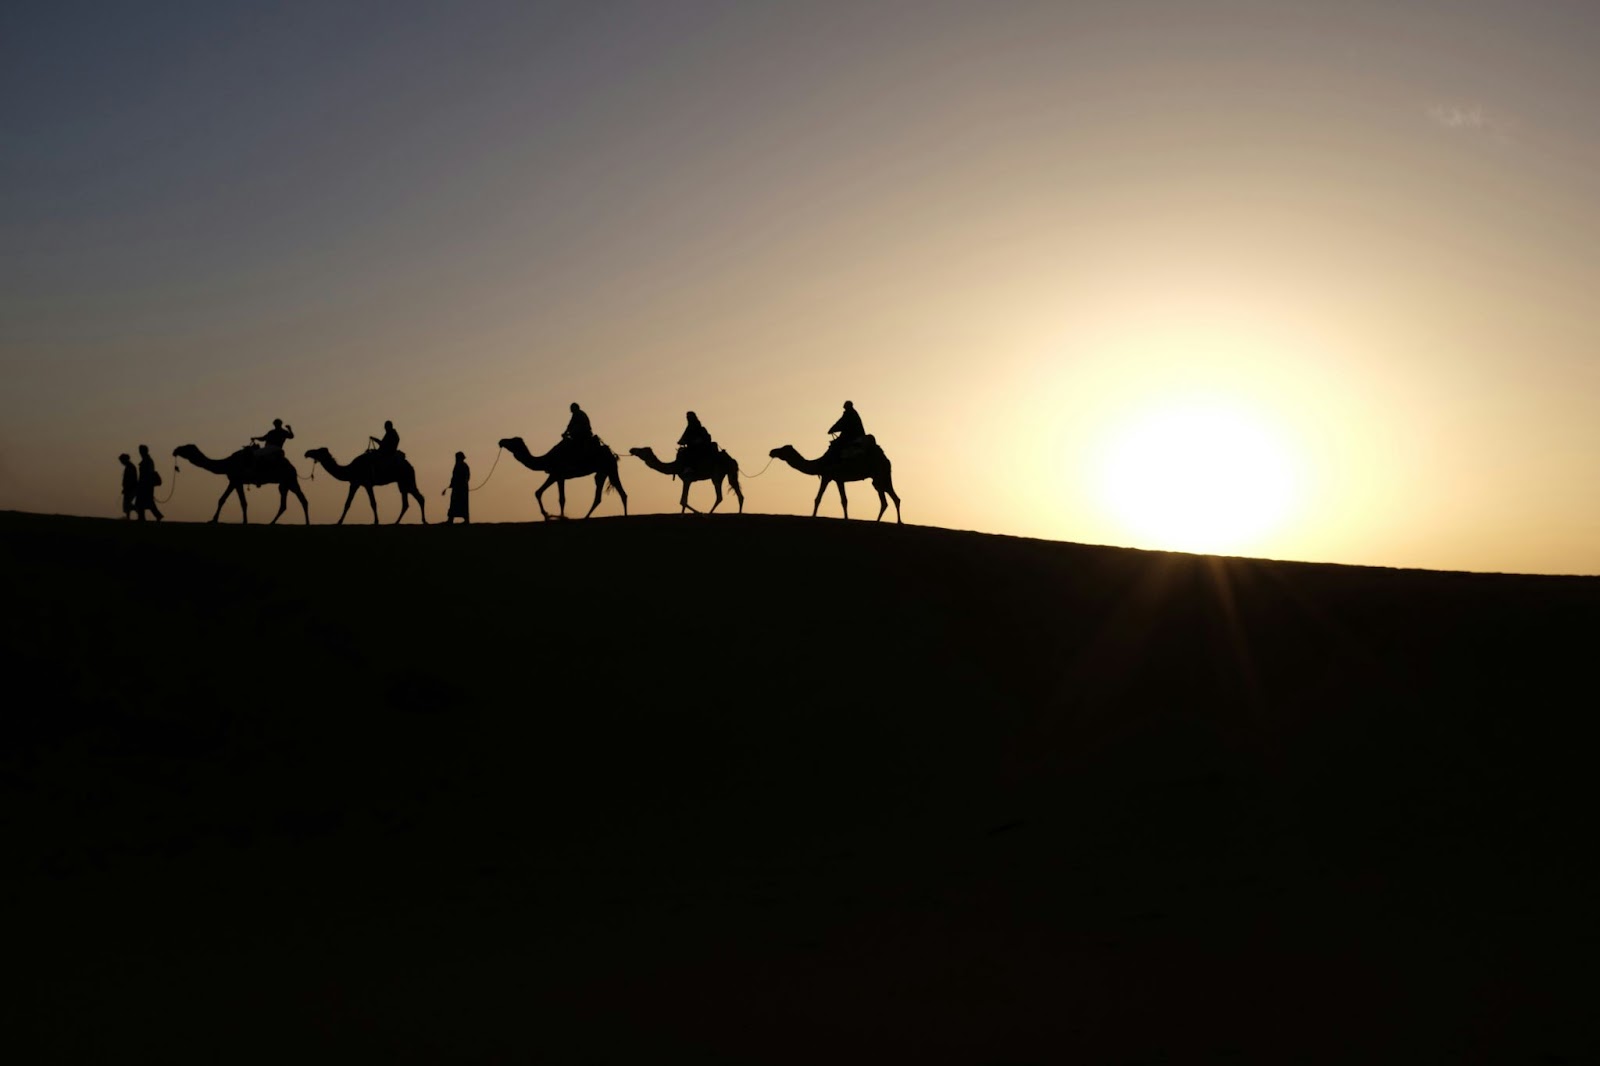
[
  {"x1": 155, "y1": 460, "x2": 180, "y2": 502},
  {"x1": 738, "y1": 455, "x2": 777, "y2": 479},
  {"x1": 468, "y1": 446, "x2": 503, "y2": 492}
]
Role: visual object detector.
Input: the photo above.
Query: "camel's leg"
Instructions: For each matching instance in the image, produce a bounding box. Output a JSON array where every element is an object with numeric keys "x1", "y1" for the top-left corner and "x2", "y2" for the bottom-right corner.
[
  {"x1": 558, "y1": 479, "x2": 569, "y2": 517},
  {"x1": 365, "y1": 484, "x2": 380, "y2": 525},
  {"x1": 583, "y1": 473, "x2": 605, "y2": 518},
  {"x1": 534, "y1": 476, "x2": 557, "y2": 520},
  {"x1": 339, "y1": 484, "x2": 358, "y2": 525},
  {"x1": 812, "y1": 479, "x2": 828, "y2": 517},
  {"x1": 708, "y1": 476, "x2": 723, "y2": 514},
  {"x1": 728, "y1": 471, "x2": 744, "y2": 514},
  {"x1": 613, "y1": 471, "x2": 628, "y2": 516},
  {"x1": 409, "y1": 480, "x2": 427, "y2": 525},
  {"x1": 394, "y1": 485, "x2": 409, "y2": 525},
  {"x1": 291, "y1": 483, "x2": 310, "y2": 525},
  {"x1": 680, "y1": 479, "x2": 695, "y2": 514},
  {"x1": 876, "y1": 474, "x2": 902, "y2": 524},
  {"x1": 210, "y1": 485, "x2": 232, "y2": 524},
  {"x1": 271, "y1": 485, "x2": 289, "y2": 525},
  {"x1": 235, "y1": 484, "x2": 249, "y2": 524},
  {"x1": 836, "y1": 480, "x2": 849, "y2": 520}
]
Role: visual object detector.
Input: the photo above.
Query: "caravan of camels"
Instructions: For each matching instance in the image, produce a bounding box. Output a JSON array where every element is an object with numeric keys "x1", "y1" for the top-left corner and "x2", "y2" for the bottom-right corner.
[{"x1": 158, "y1": 402, "x2": 902, "y2": 527}]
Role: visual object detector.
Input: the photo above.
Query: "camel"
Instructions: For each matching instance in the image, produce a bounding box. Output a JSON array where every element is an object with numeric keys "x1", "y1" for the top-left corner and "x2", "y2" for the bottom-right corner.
[
  {"x1": 498, "y1": 437, "x2": 629, "y2": 520},
  {"x1": 769, "y1": 441, "x2": 902, "y2": 523},
  {"x1": 303, "y1": 447, "x2": 428, "y2": 525},
  {"x1": 172, "y1": 444, "x2": 310, "y2": 524},
  {"x1": 627, "y1": 446, "x2": 744, "y2": 514}
]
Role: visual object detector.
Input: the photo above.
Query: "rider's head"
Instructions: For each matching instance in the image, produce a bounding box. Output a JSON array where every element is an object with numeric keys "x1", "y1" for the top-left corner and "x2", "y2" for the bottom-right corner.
[
  {"x1": 384, "y1": 420, "x2": 393, "y2": 429},
  {"x1": 138, "y1": 444, "x2": 149, "y2": 456},
  {"x1": 455, "y1": 451, "x2": 465, "y2": 461},
  {"x1": 686, "y1": 411, "x2": 698, "y2": 422},
  {"x1": 570, "y1": 402, "x2": 581, "y2": 413},
  {"x1": 273, "y1": 418, "x2": 283, "y2": 428},
  {"x1": 843, "y1": 401, "x2": 854, "y2": 410},
  {"x1": 118, "y1": 453, "x2": 130, "y2": 463}
]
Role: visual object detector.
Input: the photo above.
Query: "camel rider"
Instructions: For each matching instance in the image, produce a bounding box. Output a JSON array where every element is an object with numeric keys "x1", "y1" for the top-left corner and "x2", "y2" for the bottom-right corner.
[
  {"x1": 370, "y1": 420, "x2": 400, "y2": 455},
  {"x1": 252, "y1": 419, "x2": 294, "y2": 455},
  {"x1": 562, "y1": 402, "x2": 594, "y2": 453},
  {"x1": 677, "y1": 411, "x2": 713, "y2": 468},
  {"x1": 827, "y1": 400, "x2": 865, "y2": 456}
]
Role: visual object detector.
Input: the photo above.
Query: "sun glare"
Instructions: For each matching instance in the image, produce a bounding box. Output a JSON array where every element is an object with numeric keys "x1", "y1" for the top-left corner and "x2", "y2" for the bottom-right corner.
[{"x1": 1093, "y1": 399, "x2": 1302, "y2": 555}]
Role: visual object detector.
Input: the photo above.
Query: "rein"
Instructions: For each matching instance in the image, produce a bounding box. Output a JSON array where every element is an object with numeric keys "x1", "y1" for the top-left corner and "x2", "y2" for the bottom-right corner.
[
  {"x1": 468, "y1": 445, "x2": 503, "y2": 492},
  {"x1": 739, "y1": 455, "x2": 778, "y2": 479},
  {"x1": 153, "y1": 464, "x2": 180, "y2": 504}
]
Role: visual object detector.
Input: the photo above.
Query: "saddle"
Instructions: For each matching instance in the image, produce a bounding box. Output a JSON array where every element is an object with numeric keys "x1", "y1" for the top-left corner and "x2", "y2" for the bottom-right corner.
[
  {"x1": 367, "y1": 448, "x2": 406, "y2": 475},
  {"x1": 556, "y1": 435, "x2": 606, "y2": 462},
  {"x1": 825, "y1": 434, "x2": 876, "y2": 462},
  {"x1": 675, "y1": 441, "x2": 718, "y2": 475}
]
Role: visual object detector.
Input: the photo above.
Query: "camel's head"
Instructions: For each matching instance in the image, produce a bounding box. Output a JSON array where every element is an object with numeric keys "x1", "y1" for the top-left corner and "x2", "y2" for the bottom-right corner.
[
  {"x1": 769, "y1": 445, "x2": 793, "y2": 459},
  {"x1": 304, "y1": 447, "x2": 332, "y2": 466},
  {"x1": 173, "y1": 444, "x2": 201, "y2": 462},
  {"x1": 627, "y1": 446, "x2": 651, "y2": 459},
  {"x1": 498, "y1": 437, "x2": 523, "y2": 451}
]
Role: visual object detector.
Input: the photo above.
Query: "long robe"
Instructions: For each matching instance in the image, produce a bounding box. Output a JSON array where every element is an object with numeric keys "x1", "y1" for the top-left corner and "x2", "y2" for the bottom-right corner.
[{"x1": 447, "y1": 460, "x2": 470, "y2": 521}]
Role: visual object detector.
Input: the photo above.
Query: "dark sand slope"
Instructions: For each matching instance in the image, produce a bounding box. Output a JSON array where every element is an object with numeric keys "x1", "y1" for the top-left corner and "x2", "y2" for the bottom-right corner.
[{"x1": 4, "y1": 510, "x2": 1597, "y2": 1063}]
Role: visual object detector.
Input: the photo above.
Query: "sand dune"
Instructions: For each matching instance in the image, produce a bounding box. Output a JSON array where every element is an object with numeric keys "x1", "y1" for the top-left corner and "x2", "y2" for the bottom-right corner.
[{"x1": 5, "y1": 511, "x2": 1596, "y2": 1063}]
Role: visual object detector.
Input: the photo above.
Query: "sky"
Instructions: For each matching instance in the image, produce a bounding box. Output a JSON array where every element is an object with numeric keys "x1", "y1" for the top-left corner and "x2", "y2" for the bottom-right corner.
[{"x1": 4, "y1": 0, "x2": 1600, "y2": 573}]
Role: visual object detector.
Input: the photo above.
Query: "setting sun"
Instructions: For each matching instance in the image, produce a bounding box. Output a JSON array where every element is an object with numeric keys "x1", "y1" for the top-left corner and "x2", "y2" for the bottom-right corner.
[{"x1": 1093, "y1": 398, "x2": 1303, "y2": 555}]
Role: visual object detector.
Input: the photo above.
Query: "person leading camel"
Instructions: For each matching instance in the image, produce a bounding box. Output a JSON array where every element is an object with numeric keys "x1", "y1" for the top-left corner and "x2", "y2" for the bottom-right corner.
[
  {"x1": 135, "y1": 444, "x2": 164, "y2": 522},
  {"x1": 443, "y1": 451, "x2": 470, "y2": 524}
]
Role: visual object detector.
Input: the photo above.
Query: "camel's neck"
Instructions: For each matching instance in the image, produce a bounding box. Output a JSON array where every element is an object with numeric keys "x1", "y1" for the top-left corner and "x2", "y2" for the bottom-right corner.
[
  {"x1": 504, "y1": 439, "x2": 548, "y2": 472},
  {"x1": 776, "y1": 448, "x2": 823, "y2": 476},
  {"x1": 315, "y1": 454, "x2": 358, "y2": 481},
  {"x1": 635, "y1": 449, "x2": 679, "y2": 476},
  {"x1": 180, "y1": 449, "x2": 230, "y2": 476}
]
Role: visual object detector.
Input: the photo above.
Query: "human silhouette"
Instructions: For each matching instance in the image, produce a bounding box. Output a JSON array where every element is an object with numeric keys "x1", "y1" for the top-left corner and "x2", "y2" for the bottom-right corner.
[
  {"x1": 251, "y1": 419, "x2": 294, "y2": 455},
  {"x1": 119, "y1": 453, "x2": 138, "y2": 519},
  {"x1": 826, "y1": 400, "x2": 866, "y2": 457},
  {"x1": 135, "y1": 444, "x2": 164, "y2": 522},
  {"x1": 370, "y1": 420, "x2": 400, "y2": 455},
  {"x1": 676, "y1": 410, "x2": 715, "y2": 470},
  {"x1": 562, "y1": 403, "x2": 594, "y2": 451},
  {"x1": 444, "y1": 451, "x2": 470, "y2": 524}
]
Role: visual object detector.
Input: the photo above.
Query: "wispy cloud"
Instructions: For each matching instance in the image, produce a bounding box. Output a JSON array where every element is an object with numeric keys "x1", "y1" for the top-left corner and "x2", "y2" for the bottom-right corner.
[
  {"x1": 1427, "y1": 103, "x2": 1490, "y2": 131},
  {"x1": 1425, "y1": 101, "x2": 1515, "y2": 148}
]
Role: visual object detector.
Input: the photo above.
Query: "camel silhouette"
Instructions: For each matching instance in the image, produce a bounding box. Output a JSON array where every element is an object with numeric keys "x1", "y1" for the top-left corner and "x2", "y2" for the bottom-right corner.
[
  {"x1": 304, "y1": 447, "x2": 428, "y2": 525},
  {"x1": 769, "y1": 442, "x2": 902, "y2": 523},
  {"x1": 498, "y1": 437, "x2": 629, "y2": 520},
  {"x1": 627, "y1": 446, "x2": 745, "y2": 514},
  {"x1": 172, "y1": 444, "x2": 310, "y2": 525}
]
